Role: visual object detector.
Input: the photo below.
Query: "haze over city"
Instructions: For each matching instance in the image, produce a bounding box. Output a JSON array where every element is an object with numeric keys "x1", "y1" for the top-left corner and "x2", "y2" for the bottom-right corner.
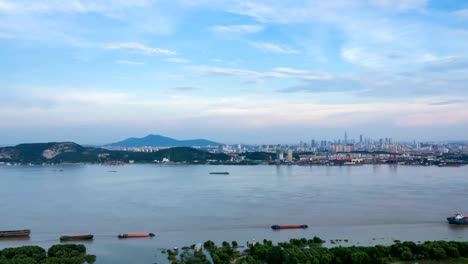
[{"x1": 1, "y1": 0, "x2": 468, "y2": 144}]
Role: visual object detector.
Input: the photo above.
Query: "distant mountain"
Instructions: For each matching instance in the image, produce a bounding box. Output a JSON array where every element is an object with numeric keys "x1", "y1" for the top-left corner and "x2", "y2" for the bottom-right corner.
[
  {"x1": 0, "y1": 142, "x2": 229, "y2": 164},
  {"x1": 105, "y1": 134, "x2": 221, "y2": 148}
]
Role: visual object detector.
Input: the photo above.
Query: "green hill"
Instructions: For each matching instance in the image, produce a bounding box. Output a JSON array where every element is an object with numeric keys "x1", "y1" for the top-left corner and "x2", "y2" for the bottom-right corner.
[{"x1": 0, "y1": 142, "x2": 229, "y2": 164}]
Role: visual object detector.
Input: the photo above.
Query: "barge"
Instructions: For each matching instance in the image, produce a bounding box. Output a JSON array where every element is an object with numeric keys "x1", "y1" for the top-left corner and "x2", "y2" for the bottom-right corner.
[
  {"x1": 118, "y1": 233, "x2": 155, "y2": 238},
  {"x1": 0, "y1": 229, "x2": 30, "y2": 238},
  {"x1": 60, "y1": 234, "x2": 94, "y2": 242},
  {"x1": 271, "y1": 225, "x2": 308, "y2": 230}
]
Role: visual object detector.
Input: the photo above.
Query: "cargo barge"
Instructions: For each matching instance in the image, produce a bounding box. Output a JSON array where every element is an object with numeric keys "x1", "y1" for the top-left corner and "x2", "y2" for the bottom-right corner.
[
  {"x1": 60, "y1": 234, "x2": 94, "y2": 242},
  {"x1": 118, "y1": 233, "x2": 155, "y2": 238},
  {"x1": 0, "y1": 229, "x2": 30, "y2": 238},
  {"x1": 271, "y1": 225, "x2": 308, "y2": 230}
]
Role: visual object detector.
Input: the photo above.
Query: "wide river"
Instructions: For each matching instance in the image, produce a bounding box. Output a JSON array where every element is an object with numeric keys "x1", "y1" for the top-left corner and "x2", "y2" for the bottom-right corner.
[{"x1": 0, "y1": 164, "x2": 467, "y2": 263}]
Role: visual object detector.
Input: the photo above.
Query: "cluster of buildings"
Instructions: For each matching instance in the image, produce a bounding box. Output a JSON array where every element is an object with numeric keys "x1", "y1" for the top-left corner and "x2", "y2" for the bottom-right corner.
[
  {"x1": 101, "y1": 132, "x2": 468, "y2": 166},
  {"x1": 213, "y1": 132, "x2": 468, "y2": 166}
]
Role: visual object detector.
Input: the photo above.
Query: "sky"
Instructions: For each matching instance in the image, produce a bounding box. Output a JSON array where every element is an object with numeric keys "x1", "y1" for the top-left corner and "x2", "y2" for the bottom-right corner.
[{"x1": 1, "y1": 0, "x2": 468, "y2": 145}]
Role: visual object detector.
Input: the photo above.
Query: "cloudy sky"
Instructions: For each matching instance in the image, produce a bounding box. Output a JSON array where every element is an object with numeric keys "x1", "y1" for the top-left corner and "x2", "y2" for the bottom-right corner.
[{"x1": 1, "y1": 0, "x2": 468, "y2": 144}]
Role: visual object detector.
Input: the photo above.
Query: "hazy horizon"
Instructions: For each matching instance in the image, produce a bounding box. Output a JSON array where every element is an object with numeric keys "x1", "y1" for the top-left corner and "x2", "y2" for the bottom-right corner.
[
  {"x1": 1, "y1": 0, "x2": 468, "y2": 144},
  {"x1": 1, "y1": 130, "x2": 467, "y2": 147}
]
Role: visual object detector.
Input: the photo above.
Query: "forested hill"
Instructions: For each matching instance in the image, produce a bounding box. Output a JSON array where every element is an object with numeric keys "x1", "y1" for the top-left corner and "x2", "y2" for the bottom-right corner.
[
  {"x1": 106, "y1": 134, "x2": 220, "y2": 148},
  {"x1": 0, "y1": 142, "x2": 229, "y2": 164}
]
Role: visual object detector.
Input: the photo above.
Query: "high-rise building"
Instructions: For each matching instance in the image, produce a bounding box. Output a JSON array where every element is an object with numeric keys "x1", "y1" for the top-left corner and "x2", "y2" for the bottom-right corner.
[
  {"x1": 359, "y1": 134, "x2": 363, "y2": 144},
  {"x1": 344, "y1": 131, "x2": 348, "y2": 144},
  {"x1": 287, "y1": 149, "x2": 293, "y2": 162},
  {"x1": 276, "y1": 149, "x2": 284, "y2": 161}
]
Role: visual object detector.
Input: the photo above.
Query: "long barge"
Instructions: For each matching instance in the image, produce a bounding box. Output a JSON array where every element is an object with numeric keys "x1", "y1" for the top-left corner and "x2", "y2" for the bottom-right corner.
[
  {"x1": 271, "y1": 225, "x2": 308, "y2": 230},
  {"x1": 60, "y1": 234, "x2": 94, "y2": 242},
  {"x1": 0, "y1": 229, "x2": 31, "y2": 238},
  {"x1": 118, "y1": 233, "x2": 155, "y2": 238}
]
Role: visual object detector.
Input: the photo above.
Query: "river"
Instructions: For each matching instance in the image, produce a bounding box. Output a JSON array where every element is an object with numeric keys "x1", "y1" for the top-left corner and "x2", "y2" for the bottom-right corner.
[{"x1": 0, "y1": 164, "x2": 467, "y2": 263}]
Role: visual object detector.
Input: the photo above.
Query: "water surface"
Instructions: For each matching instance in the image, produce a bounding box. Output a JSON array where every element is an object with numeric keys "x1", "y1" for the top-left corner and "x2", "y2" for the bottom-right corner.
[{"x1": 1, "y1": 164, "x2": 467, "y2": 263}]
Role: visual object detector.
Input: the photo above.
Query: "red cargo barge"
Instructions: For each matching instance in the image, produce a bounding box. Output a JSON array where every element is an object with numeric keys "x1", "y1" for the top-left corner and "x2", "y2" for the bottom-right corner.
[
  {"x1": 118, "y1": 233, "x2": 155, "y2": 238},
  {"x1": 271, "y1": 225, "x2": 308, "y2": 230}
]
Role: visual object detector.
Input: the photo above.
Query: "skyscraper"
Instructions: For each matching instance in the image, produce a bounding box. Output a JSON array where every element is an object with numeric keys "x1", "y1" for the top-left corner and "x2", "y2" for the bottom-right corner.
[
  {"x1": 287, "y1": 149, "x2": 293, "y2": 162},
  {"x1": 344, "y1": 131, "x2": 348, "y2": 144},
  {"x1": 360, "y1": 134, "x2": 363, "y2": 144}
]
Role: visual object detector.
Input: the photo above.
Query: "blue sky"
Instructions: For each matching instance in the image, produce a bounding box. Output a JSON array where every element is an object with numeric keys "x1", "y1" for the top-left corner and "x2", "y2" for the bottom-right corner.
[{"x1": 1, "y1": 0, "x2": 468, "y2": 144}]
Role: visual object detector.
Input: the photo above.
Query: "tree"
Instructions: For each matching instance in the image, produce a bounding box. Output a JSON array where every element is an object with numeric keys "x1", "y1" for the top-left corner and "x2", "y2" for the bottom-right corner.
[
  {"x1": 351, "y1": 252, "x2": 371, "y2": 264},
  {"x1": 400, "y1": 250, "x2": 413, "y2": 261},
  {"x1": 232, "y1": 241, "x2": 238, "y2": 248},
  {"x1": 320, "y1": 254, "x2": 333, "y2": 264},
  {"x1": 265, "y1": 246, "x2": 284, "y2": 264}
]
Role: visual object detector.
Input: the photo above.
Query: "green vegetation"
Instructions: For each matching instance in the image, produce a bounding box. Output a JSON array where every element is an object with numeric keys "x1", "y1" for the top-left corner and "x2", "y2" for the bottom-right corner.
[
  {"x1": 165, "y1": 246, "x2": 210, "y2": 264},
  {"x1": 0, "y1": 244, "x2": 96, "y2": 264},
  {"x1": 170, "y1": 238, "x2": 468, "y2": 264},
  {"x1": 242, "y1": 152, "x2": 275, "y2": 161},
  {"x1": 0, "y1": 142, "x2": 229, "y2": 164}
]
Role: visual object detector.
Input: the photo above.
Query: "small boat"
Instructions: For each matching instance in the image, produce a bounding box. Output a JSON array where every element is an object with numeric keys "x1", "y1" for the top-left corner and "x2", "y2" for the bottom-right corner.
[
  {"x1": 118, "y1": 233, "x2": 155, "y2": 238},
  {"x1": 447, "y1": 213, "x2": 468, "y2": 224},
  {"x1": 209, "y1": 172, "x2": 229, "y2": 175},
  {"x1": 60, "y1": 234, "x2": 94, "y2": 242},
  {"x1": 0, "y1": 229, "x2": 30, "y2": 238},
  {"x1": 271, "y1": 225, "x2": 308, "y2": 230}
]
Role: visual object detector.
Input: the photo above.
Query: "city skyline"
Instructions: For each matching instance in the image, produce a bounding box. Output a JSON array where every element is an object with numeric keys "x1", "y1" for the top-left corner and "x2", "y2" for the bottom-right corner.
[{"x1": 1, "y1": 0, "x2": 468, "y2": 144}]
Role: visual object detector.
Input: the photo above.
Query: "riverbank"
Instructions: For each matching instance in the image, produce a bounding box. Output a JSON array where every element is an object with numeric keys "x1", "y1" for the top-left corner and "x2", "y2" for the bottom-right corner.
[{"x1": 164, "y1": 238, "x2": 468, "y2": 264}]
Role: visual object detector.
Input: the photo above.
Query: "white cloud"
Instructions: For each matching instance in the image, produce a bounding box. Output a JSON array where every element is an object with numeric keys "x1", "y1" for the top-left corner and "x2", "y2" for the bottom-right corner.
[
  {"x1": 164, "y1": 57, "x2": 191, "y2": 63},
  {"x1": 115, "y1": 60, "x2": 144, "y2": 65},
  {"x1": 107, "y1": 42, "x2": 176, "y2": 56},
  {"x1": 45, "y1": 90, "x2": 129, "y2": 105},
  {"x1": 370, "y1": 0, "x2": 427, "y2": 10},
  {"x1": 0, "y1": 0, "x2": 151, "y2": 14},
  {"x1": 249, "y1": 41, "x2": 300, "y2": 54},
  {"x1": 0, "y1": 1, "x2": 15, "y2": 12},
  {"x1": 190, "y1": 66, "x2": 333, "y2": 81},
  {"x1": 453, "y1": 9, "x2": 468, "y2": 20},
  {"x1": 211, "y1": 24, "x2": 263, "y2": 34}
]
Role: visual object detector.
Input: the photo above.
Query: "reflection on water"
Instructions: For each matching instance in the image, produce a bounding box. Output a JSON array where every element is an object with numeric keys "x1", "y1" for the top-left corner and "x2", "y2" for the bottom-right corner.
[
  {"x1": 0, "y1": 164, "x2": 467, "y2": 263},
  {"x1": 0, "y1": 237, "x2": 31, "y2": 242}
]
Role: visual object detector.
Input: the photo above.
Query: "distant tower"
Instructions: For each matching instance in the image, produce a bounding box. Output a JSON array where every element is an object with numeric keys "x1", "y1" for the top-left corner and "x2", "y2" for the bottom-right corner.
[
  {"x1": 287, "y1": 149, "x2": 293, "y2": 162},
  {"x1": 276, "y1": 149, "x2": 284, "y2": 161},
  {"x1": 344, "y1": 131, "x2": 348, "y2": 144},
  {"x1": 359, "y1": 134, "x2": 363, "y2": 144}
]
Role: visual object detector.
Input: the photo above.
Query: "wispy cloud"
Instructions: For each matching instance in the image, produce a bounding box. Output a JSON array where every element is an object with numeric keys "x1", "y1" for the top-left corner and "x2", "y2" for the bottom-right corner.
[
  {"x1": 249, "y1": 41, "x2": 300, "y2": 54},
  {"x1": 211, "y1": 24, "x2": 263, "y2": 34},
  {"x1": 0, "y1": 0, "x2": 151, "y2": 15},
  {"x1": 423, "y1": 56, "x2": 468, "y2": 72},
  {"x1": 164, "y1": 57, "x2": 191, "y2": 63},
  {"x1": 278, "y1": 79, "x2": 361, "y2": 93},
  {"x1": 429, "y1": 99, "x2": 467, "y2": 106},
  {"x1": 107, "y1": 42, "x2": 176, "y2": 56},
  {"x1": 453, "y1": 9, "x2": 468, "y2": 20},
  {"x1": 171, "y1": 86, "x2": 202, "y2": 92},
  {"x1": 115, "y1": 60, "x2": 144, "y2": 65},
  {"x1": 190, "y1": 66, "x2": 331, "y2": 81}
]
